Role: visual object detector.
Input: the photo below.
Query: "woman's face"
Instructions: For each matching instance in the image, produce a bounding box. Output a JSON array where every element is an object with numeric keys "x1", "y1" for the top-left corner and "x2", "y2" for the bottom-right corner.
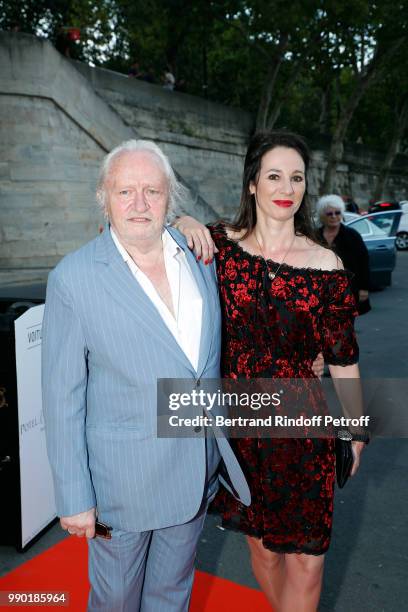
[
  {"x1": 322, "y1": 206, "x2": 343, "y2": 229},
  {"x1": 249, "y1": 146, "x2": 306, "y2": 223}
]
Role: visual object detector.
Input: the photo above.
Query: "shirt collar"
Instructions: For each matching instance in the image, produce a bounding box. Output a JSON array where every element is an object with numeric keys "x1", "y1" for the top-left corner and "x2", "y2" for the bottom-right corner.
[
  {"x1": 110, "y1": 226, "x2": 181, "y2": 269},
  {"x1": 162, "y1": 227, "x2": 182, "y2": 259}
]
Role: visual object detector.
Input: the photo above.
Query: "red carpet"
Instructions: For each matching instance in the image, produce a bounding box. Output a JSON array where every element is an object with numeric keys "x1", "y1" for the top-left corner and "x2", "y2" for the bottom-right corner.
[{"x1": 0, "y1": 537, "x2": 271, "y2": 610}]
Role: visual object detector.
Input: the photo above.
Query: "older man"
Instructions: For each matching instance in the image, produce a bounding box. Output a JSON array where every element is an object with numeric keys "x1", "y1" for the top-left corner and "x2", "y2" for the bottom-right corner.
[{"x1": 42, "y1": 140, "x2": 250, "y2": 611}]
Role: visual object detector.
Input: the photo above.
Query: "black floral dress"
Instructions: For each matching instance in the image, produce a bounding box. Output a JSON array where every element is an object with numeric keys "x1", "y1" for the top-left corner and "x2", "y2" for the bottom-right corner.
[{"x1": 210, "y1": 224, "x2": 359, "y2": 555}]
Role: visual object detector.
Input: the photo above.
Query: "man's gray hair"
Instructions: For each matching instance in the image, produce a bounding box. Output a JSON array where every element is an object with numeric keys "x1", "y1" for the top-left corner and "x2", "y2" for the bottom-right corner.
[
  {"x1": 315, "y1": 194, "x2": 346, "y2": 221},
  {"x1": 96, "y1": 139, "x2": 189, "y2": 219}
]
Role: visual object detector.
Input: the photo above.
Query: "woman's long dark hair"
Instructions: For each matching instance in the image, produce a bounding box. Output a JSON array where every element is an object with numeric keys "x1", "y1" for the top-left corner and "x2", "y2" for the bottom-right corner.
[{"x1": 227, "y1": 131, "x2": 318, "y2": 242}]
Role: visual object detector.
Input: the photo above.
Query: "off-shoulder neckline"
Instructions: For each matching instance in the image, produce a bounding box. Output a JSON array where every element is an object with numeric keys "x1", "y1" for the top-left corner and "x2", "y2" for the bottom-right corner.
[{"x1": 213, "y1": 223, "x2": 350, "y2": 276}]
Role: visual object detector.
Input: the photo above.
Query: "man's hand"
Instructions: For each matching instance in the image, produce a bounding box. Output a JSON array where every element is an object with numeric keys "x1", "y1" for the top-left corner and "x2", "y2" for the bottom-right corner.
[
  {"x1": 173, "y1": 216, "x2": 218, "y2": 262},
  {"x1": 359, "y1": 289, "x2": 369, "y2": 301},
  {"x1": 312, "y1": 352, "x2": 324, "y2": 378},
  {"x1": 60, "y1": 508, "x2": 96, "y2": 539}
]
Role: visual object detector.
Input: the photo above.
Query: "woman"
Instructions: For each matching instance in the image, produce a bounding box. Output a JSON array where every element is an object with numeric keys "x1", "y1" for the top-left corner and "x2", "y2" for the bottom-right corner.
[
  {"x1": 316, "y1": 194, "x2": 370, "y2": 314},
  {"x1": 175, "y1": 131, "x2": 366, "y2": 612}
]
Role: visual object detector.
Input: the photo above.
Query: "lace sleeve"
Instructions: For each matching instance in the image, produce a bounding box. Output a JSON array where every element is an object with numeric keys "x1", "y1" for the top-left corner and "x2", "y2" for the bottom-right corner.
[
  {"x1": 322, "y1": 271, "x2": 359, "y2": 366},
  {"x1": 207, "y1": 222, "x2": 227, "y2": 251}
]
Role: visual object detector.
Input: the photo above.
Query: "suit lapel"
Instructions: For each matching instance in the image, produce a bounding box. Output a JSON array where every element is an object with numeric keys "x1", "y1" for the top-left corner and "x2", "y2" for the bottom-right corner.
[
  {"x1": 166, "y1": 227, "x2": 214, "y2": 378},
  {"x1": 94, "y1": 227, "x2": 195, "y2": 373}
]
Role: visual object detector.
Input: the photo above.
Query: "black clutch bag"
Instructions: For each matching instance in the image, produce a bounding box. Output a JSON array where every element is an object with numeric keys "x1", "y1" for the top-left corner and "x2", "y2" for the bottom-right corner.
[
  {"x1": 335, "y1": 431, "x2": 354, "y2": 488},
  {"x1": 358, "y1": 298, "x2": 371, "y2": 315}
]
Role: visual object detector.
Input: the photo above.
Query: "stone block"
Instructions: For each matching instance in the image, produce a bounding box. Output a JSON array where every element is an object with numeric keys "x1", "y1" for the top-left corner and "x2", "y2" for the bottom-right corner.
[
  {"x1": 0, "y1": 163, "x2": 10, "y2": 179},
  {"x1": 0, "y1": 268, "x2": 50, "y2": 286},
  {"x1": 0, "y1": 192, "x2": 33, "y2": 209}
]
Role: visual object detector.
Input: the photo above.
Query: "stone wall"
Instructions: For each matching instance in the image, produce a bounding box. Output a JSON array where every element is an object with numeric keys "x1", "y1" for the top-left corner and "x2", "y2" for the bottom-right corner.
[
  {"x1": 0, "y1": 34, "x2": 225, "y2": 284},
  {"x1": 0, "y1": 95, "x2": 103, "y2": 269},
  {"x1": 73, "y1": 62, "x2": 408, "y2": 209},
  {"x1": 0, "y1": 32, "x2": 407, "y2": 285},
  {"x1": 0, "y1": 32, "x2": 134, "y2": 284},
  {"x1": 309, "y1": 146, "x2": 408, "y2": 207},
  {"x1": 73, "y1": 62, "x2": 253, "y2": 219}
]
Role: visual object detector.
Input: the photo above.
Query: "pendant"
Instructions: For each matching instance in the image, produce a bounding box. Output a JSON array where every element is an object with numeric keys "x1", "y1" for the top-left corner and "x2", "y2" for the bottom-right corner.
[{"x1": 268, "y1": 271, "x2": 276, "y2": 280}]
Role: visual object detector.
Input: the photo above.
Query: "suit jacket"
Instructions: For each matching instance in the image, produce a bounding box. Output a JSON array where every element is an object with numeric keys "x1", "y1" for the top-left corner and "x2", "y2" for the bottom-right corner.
[{"x1": 42, "y1": 226, "x2": 250, "y2": 532}]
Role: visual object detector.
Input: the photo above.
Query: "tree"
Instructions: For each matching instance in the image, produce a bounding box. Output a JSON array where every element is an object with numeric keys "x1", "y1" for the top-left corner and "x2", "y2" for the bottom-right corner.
[
  {"x1": 110, "y1": 0, "x2": 219, "y2": 85},
  {"x1": 320, "y1": 0, "x2": 407, "y2": 193},
  {"x1": 215, "y1": 0, "x2": 327, "y2": 130},
  {"x1": 0, "y1": 0, "x2": 68, "y2": 36},
  {"x1": 370, "y1": 44, "x2": 408, "y2": 201},
  {"x1": 0, "y1": 0, "x2": 121, "y2": 64}
]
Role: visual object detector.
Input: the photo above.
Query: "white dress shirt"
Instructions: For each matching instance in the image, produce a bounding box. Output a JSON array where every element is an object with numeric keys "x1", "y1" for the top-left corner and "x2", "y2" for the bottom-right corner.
[{"x1": 111, "y1": 227, "x2": 203, "y2": 371}]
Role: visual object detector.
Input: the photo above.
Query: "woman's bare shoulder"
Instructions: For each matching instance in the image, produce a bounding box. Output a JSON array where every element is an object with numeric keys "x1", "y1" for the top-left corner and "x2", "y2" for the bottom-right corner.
[
  {"x1": 302, "y1": 238, "x2": 344, "y2": 271},
  {"x1": 321, "y1": 249, "x2": 343, "y2": 271}
]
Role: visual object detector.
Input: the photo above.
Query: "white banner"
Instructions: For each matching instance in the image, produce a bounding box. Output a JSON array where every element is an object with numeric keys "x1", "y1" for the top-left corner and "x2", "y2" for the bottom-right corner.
[{"x1": 15, "y1": 304, "x2": 56, "y2": 548}]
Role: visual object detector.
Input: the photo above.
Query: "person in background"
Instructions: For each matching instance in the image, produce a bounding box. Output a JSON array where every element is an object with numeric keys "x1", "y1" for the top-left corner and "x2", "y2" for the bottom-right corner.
[
  {"x1": 342, "y1": 195, "x2": 360, "y2": 214},
  {"x1": 55, "y1": 26, "x2": 81, "y2": 59},
  {"x1": 128, "y1": 61, "x2": 155, "y2": 83},
  {"x1": 316, "y1": 194, "x2": 370, "y2": 314},
  {"x1": 163, "y1": 68, "x2": 176, "y2": 90},
  {"x1": 175, "y1": 77, "x2": 187, "y2": 93},
  {"x1": 128, "y1": 60, "x2": 144, "y2": 78}
]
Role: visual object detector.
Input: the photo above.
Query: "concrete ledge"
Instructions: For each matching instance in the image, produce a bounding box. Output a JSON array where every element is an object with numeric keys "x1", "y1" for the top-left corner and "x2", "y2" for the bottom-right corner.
[{"x1": 73, "y1": 62, "x2": 253, "y2": 133}]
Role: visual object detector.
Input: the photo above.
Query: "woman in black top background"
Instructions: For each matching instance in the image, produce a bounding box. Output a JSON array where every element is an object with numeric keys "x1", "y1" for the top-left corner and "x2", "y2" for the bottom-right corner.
[{"x1": 316, "y1": 194, "x2": 370, "y2": 313}]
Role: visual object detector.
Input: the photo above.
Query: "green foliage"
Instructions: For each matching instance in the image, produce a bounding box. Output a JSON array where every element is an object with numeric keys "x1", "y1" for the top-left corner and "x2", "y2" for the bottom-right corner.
[
  {"x1": 350, "y1": 41, "x2": 408, "y2": 151},
  {"x1": 1, "y1": 0, "x2": 407, "y2": 151}
]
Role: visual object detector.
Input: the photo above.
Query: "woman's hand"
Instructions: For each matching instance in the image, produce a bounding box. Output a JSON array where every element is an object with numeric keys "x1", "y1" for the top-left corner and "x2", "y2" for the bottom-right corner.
[
  {"x1": 329, "y1": 363, "x2": 367, "y2": 477},
  {"x1": 311, "y1": 352, "x2": 324, "y2": 378},
  {"x1": 350, "y1": 441, "x2": 365, "y2": 476},
  {"x1": 173, "y1": 216, "x2": 218, "y2": 262}
]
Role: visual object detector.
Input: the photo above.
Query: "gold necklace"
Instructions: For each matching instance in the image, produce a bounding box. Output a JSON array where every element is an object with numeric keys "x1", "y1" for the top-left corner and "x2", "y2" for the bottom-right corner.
[{"x1": 254, "y1": 232, "x2": 296, "y2": 280}]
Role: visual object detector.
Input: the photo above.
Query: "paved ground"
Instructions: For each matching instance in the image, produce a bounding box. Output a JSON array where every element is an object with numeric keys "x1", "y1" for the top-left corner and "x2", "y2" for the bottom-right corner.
[{"x1": 1, "y1": 252, "x2": 407, "y2": 611}]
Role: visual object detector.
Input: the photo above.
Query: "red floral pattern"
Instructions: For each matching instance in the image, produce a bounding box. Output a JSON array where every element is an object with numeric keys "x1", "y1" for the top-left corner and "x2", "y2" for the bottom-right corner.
[{"x1": 210, "y1": 224, "x2": 359, "y2": 555}]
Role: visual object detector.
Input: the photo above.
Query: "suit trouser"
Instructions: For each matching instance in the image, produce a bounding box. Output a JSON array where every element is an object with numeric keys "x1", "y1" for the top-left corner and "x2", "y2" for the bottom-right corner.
[{"x1": 87, "y1": 506, "x2": 207, "y2": 612}]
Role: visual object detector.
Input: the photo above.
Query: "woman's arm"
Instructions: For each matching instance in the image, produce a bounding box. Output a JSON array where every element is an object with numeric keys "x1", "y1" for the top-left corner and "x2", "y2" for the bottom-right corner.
[
  {"x1": 173, "y1": 216, "x2": 218, "y2": 262},
  {"x1": 329, "y1": 362, "x2": 366, "y2": 476},
  {"x1": 352, "y1": 232, "x2": 370, "y2": 301}
]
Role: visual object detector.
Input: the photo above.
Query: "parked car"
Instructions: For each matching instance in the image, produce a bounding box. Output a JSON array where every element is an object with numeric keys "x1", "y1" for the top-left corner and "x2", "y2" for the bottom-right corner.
[
  {"x1": 344, "y1": 210, "x2": 402, "y2": 287},
  {"x1": 395, "y1": 201, "x2": 408, "y2": 250}
]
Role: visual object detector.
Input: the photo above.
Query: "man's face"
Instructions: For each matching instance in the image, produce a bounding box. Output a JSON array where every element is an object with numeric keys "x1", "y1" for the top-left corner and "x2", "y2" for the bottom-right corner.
[{"x1": 104, "y1": 151, "x2": 169, "y2": 247}]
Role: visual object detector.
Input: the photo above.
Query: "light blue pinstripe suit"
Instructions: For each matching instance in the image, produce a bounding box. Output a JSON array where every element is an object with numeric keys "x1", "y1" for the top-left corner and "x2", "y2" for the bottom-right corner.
[{"x1": 42, "y1": 226, "x2": 249, "y2": 610}]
